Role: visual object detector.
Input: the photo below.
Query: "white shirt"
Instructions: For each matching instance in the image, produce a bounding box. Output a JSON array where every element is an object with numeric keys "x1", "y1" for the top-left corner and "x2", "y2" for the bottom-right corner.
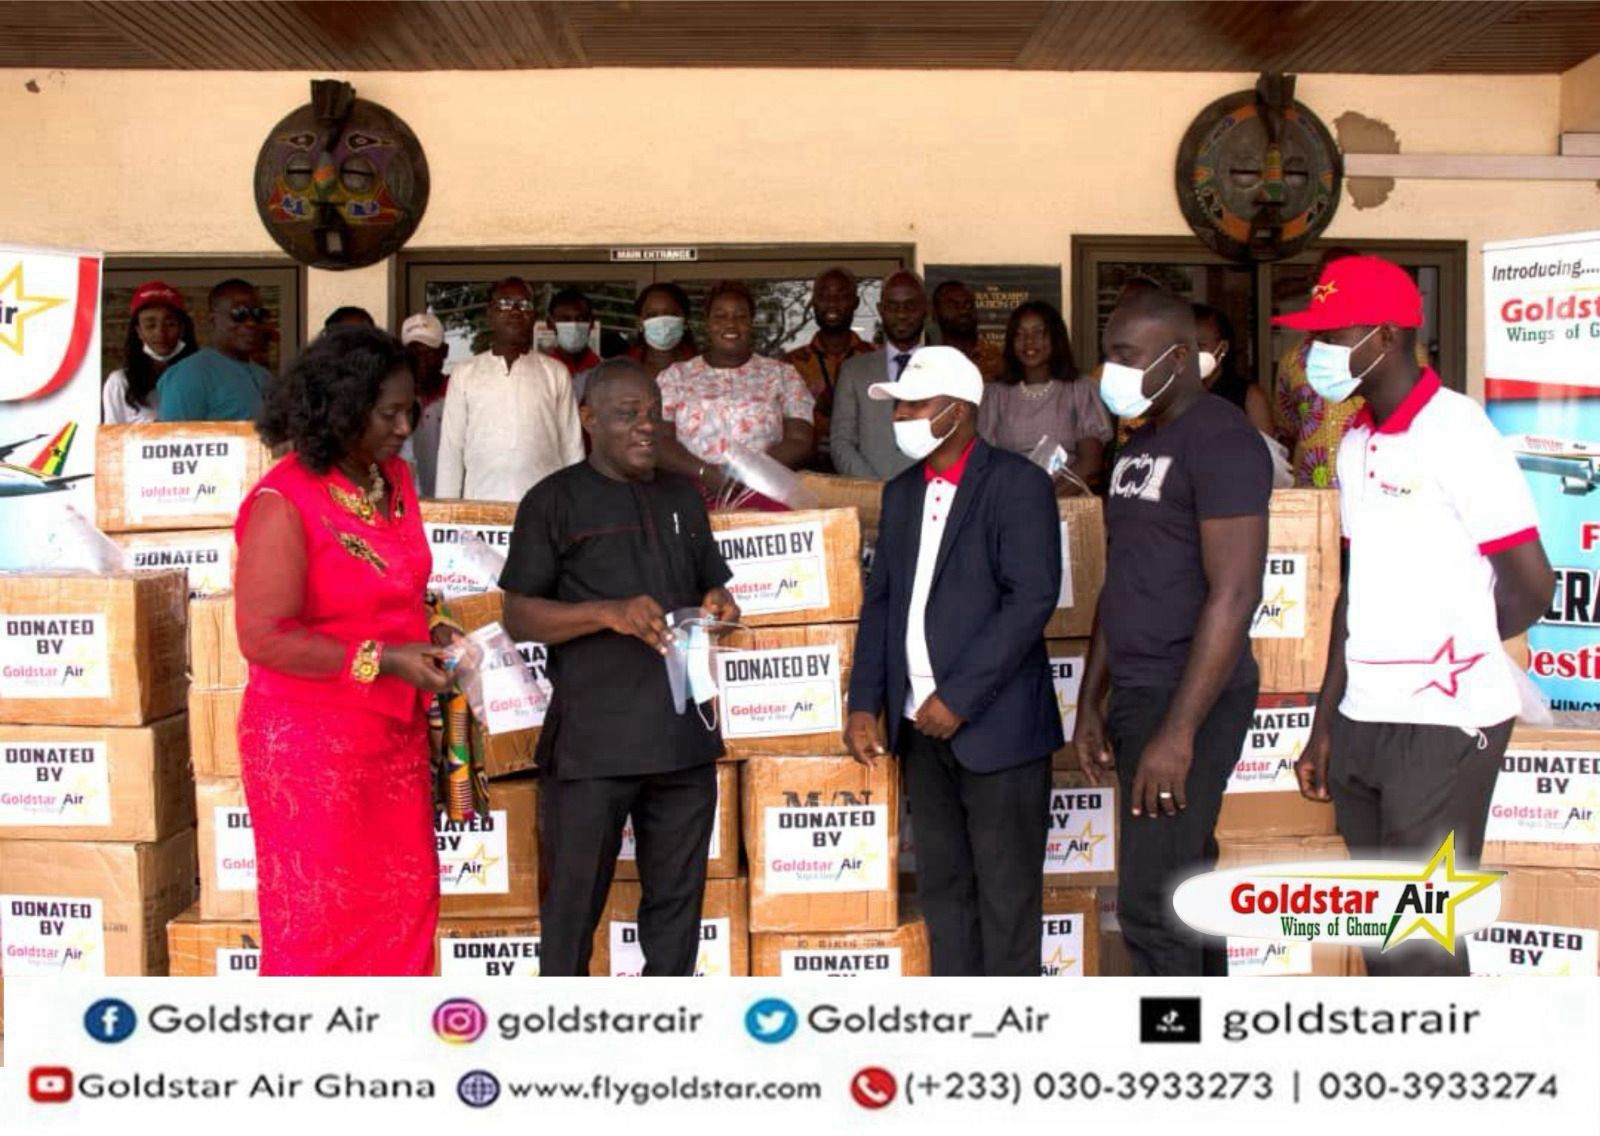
[
  {"x1": 904, "y1": 467, "x2": 959, "y2": 718},
  {"x1": 1338, "y1": 371, "x2": 1540, "y2": 728},
  {"x1": 435, "y1": 349, "x2": 584, "y2": 502},
  {"x1": 102, "y1": 369, "x2": 157, "y2": 424}
]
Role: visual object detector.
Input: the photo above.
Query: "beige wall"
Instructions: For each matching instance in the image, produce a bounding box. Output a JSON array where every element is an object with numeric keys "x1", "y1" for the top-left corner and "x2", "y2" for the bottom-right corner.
[
  {"x1": 4, "y1": 66, "x2": 1597, "y2": 396},
  {"x1": 1561, "y1": 53, "x2": 1600, "y2": 131}
]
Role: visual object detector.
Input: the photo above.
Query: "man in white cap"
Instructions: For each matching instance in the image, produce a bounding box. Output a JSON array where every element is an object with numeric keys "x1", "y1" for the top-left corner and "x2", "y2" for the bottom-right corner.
[
  {"x1": 845, "y1": 345, "x2": 1063, "y2": 976},
  {"x1": 401, "y1": 311, "x2": 448, "y2": 496}
]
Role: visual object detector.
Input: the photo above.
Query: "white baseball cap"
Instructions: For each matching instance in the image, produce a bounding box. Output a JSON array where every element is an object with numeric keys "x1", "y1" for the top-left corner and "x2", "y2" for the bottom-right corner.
[
  {"x1": 400, "y1": 311, "x2": 445, "y2": 348},
  {"x1": 868, "y1": 345, "x2": 984, "y2": 406}
]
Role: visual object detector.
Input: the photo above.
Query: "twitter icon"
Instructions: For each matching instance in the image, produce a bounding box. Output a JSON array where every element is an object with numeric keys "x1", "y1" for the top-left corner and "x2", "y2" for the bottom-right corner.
[{"x1": 744, "y1": 998, "x2": 799, "y2": 1044}]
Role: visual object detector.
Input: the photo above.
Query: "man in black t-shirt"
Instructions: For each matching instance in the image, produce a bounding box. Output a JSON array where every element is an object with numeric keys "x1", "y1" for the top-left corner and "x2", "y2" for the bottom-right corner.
[
  {"x1": 1074, "y1": 291, "x2": 1271, "y2": 977},
  {"x1": 500, "y1": 359, "x2": 740, "y2": 977}
]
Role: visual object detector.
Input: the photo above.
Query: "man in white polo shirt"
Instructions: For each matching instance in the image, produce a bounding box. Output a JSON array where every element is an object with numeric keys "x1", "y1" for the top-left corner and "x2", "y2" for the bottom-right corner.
[{"x1": 1287, "y1": 256, "x2": 1555, "y2": 977}]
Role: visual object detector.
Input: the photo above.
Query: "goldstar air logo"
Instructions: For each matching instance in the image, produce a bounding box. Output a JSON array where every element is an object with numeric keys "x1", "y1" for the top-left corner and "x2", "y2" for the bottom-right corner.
[
  {"x1": 1173, "y1": 833, "x2": 1502, "y2": 954},
  {"x1": 0, "y1": 251, "x2": 100, "y2": 403}
]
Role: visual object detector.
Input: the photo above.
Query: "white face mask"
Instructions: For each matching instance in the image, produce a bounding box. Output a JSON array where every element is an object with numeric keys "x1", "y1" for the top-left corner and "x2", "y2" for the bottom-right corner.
[
  {"x1": 892, "y1": 402, "x2": 958, "y2": 461},
  {"x1": 1305, "y1": 326, "x2": 1384, "y2": 403},
  {"x1": 554, "y1": 321, "x2": 590, "y2": 355},
  {"x1": 142, "y1": 339, "x2": 187, "y2": 364},
  {"x1": 1099, "y1": 343, "x2": 1179, "y2": 419},
  {"x1": 642, "y1": 315, "x2": 685, "y2": 351},
  {"x1": 1197, "y1": 346, "x2": 1225, "y2": 382}
]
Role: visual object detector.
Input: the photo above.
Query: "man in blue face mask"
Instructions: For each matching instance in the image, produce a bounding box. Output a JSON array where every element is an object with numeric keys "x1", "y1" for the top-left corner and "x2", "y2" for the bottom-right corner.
[
  {"x1": 1076, "y1": 289, "x2": 1272, "y2": 977},
  {"x1": 1277, "y1": 256, "x2": 1555, "y2": 977},
  {"x1": 846, "y1": 345, "x2": 1064, "y2": 976}
]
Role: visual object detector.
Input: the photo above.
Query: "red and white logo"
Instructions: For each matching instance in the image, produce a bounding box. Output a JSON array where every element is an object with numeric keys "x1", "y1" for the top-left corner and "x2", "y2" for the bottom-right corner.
[
  {"x1": 29, "y1": 1067, "x2": 75, "y2": 1104},
  {"x1": 1581, "y1": 522, "x2": 1600, "y2": 553},
  {"x1": 850, "y1": 1067, "x2": 898, "y2": 1110},
  {"x1": 0, "y1": 250, "x2": 100, "y2": 404}
]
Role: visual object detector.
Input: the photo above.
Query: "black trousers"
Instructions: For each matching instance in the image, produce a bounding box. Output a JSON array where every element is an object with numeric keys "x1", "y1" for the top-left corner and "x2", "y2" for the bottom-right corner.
[
  {"x1": 1109, "y1": 682, "x2": 1258, "y2": 977},
  {"x1": 537, "y1": 762, "x2": 717, "y2": 977},
  {"x1": 900, "y1": 721, "x2": 1052, "y2": 976},
  {"x1": 1329, "y1": 712, "x2": 1512, "y2": 977}
]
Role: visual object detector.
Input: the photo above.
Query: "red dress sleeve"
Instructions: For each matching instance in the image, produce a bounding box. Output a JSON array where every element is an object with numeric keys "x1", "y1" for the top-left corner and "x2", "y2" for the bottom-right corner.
[{"x1": 235, "y1": 488, "x2": 353, "y2": 679}]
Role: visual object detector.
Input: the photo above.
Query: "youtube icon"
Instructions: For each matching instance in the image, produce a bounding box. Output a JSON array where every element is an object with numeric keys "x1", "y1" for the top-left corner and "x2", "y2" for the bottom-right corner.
[{"x1": 29, "y1": 1067, "x2": 74, "y2": 1104}]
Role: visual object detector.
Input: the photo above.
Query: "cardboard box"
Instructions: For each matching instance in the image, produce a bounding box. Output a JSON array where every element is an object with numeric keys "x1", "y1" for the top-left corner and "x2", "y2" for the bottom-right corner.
[
  {"x1": 1483, "y1": 728, "x2": 1600, "y2": 869},
  {"x1": 795, "y1": 472, "x2": 883, "y2": 538},
  {"x1": 1045, "y1": 773, "x2": 1118, "y2": 889},
  {"x1": 743, "y1": 754, "x2": 898, "y2": 932},
  {"x1": 0, "y1": 570, "x2": 188, "y2": 726},
  {"x1": 1477, "y1": 867, "x2": 1600, "y2": 975},
  {"x1": 96, "y1": 422, "x2": 274, "y2": 533},
  {"x1": 1042, "y1": 886, "x2": 1100, "y2": 976},
  {"x1": 166, "y1": 906, "x2": 263, "y2": 977},
  {"x1": 419, "y1": 499, "x2": 517, "y2": 598},
  {"x1": 1045, "y1": 496, "x2": 1107, "y2": 639},
  {"x1": 710, "y1": 507, "x2": 863, "y2": 626},
  {"x1": 0, "y1": 828, "x2": 197, "y2": 976},
  {"x1": 1217, "y1": 834, "x2": 1350, "y2": 869},
  {"x1": 110, "y1": 529, "x2": 236, "y2": 598},
  {"x1": 1047, "y1": 638, "x2": 1089, "y2": 769},
  {"x1": 617, "y1": 761, "x2": 739, "y2": 880},
  {"x1": 1250, "y1": 489, "x2": 1339, "y2": 693},
  {"x1": 1217, "y1": 693, "x2": 1338, "y2": 839},
  {"x1": 197, "y1": 774, "x2": 539, "y2": 921},
  {"x1": 189, "y1": 688, "x2": 243, "y2": 778},
  {"x1": 718, "y1": 624, "x2": 856, "y2": 758},
  {"x1": 750, "y1": 914, "x2": 930, "y2": 976},
  {"x1": 1096, "y1": 888, "x2": 1132, "y2": 976},
  {"x1": 436, "y1": 916, "x2": 543, "y2": 977},
  {"x1": 591, "y1": 876, "x2": 749, "y2": 977},
  {"x1": 445, "y1": 589, "x2": 545, "y2": 779},
  {"x1": 0, "y1": 716, "x2": 193, "y2": 842},
  {"x1": 189, "y1": 592, "x2": 245, "y2": 690}
]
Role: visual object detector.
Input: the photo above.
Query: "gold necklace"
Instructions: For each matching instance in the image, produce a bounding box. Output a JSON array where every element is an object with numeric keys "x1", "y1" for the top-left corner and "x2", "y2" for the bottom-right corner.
[{"x1": 365, "y1": 463, "x2": 386, "y2": 510}]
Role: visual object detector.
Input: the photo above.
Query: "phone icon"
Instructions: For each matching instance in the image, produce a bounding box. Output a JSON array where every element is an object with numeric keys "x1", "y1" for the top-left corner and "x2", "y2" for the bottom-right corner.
[{"x1": 850, "y1": 1067, "x2": 896, "y2": 1110}]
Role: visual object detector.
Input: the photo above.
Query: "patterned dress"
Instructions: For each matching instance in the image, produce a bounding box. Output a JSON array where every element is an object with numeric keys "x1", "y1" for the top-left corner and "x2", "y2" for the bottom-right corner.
[
  {"x1": 234, "y1": 454, "x2": 439, "y2": 975},
  {"x1": 656, "y1": 354, "x2": 816, "y2": 464}
]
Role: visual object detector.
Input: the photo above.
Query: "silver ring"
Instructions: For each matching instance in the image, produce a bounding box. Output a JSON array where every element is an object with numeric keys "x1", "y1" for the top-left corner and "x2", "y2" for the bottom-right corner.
[{"x1": 1157, "y1": 791, "x2": 1174, "y2": 799}]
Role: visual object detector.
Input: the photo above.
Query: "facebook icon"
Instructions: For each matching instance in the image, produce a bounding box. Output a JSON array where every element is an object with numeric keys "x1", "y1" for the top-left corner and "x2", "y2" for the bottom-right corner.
[{"x1": 84, "y1": 998, "x2": 137, "y2": 1044}]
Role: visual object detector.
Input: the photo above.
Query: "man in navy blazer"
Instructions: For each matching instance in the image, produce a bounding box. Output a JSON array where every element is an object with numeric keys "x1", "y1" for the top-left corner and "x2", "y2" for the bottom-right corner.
[{"x1": 846, "y1": 345, "x2": 1063, "y2": 976}]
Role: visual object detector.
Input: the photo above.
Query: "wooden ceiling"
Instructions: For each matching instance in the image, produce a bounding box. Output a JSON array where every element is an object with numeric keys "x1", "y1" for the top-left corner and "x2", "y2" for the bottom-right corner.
[{"x1": 3, "y1": 1, "x2": 1598, "y2": 74}]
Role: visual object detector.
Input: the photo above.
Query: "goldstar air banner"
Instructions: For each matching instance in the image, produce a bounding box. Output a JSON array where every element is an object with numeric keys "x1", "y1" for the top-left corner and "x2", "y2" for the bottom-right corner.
[
  {"x1": 0, "y1": 244, "x2": 103, "y2": 565},
  {"x1": 1483, "y1": 231, "x2": 1600, "y2": 724}
]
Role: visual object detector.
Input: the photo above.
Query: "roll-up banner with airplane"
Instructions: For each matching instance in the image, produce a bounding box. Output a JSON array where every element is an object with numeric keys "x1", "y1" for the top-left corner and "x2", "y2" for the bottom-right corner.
[
  {"x1": 1483, "y1": 230, "x2": 1600, "y2": 724},
  {"x1": 0, "y1": 244, "x2": 102, "y2": 565}
]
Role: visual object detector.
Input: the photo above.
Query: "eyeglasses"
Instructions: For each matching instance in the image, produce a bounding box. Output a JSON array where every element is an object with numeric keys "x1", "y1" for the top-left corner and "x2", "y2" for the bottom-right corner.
[
  {"x1": 491, "y1": 298, "x2": 536, "y2": 313},
  {"x1": 227, "y1": 305, "x2": 271, "y2": 324}
]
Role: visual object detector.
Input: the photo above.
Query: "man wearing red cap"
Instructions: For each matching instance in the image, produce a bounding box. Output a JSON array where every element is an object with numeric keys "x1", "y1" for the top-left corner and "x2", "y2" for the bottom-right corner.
[{"x1": 1285, "y1": 256, "x2": 1555, "y2": 976}]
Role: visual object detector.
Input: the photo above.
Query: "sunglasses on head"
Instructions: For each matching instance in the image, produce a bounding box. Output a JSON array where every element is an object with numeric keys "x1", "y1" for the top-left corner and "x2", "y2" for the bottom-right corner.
[
  {"x1": 491, "y1": 298, "x2": 536, "y2": 313},
  {"x1": 227, "y1": 305, "x2": 271, "y2": 324}
]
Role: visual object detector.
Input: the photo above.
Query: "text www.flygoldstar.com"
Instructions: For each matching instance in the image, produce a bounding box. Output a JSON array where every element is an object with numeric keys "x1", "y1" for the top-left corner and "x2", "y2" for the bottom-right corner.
[{"x1": 504, "y1": 1074, "x2": 823, "y2": 1106}]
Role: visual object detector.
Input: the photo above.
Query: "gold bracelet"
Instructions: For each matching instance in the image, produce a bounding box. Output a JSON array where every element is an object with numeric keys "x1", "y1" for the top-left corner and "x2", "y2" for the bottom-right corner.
[{"x1": 351, "y1": 639, "x2": 382, "y2": 684}]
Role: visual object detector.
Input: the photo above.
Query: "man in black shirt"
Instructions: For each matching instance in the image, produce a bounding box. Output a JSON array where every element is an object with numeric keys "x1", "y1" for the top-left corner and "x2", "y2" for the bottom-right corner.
[
  {"x1": 500, "y1": 359, "x2": 739, "y2": 977},
  {"x1": 1074, "y1": 291, "x2": 1271, "y2": 977}
]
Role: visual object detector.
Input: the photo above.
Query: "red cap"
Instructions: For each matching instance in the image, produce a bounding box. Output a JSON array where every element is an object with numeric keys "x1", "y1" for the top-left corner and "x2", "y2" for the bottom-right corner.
[
  {"x1": 128, "y1": 281, "x2": 186, "y2": 318},
  {"x1": 1272, "y1": 256, "x2": 1423, "y2": 331}
]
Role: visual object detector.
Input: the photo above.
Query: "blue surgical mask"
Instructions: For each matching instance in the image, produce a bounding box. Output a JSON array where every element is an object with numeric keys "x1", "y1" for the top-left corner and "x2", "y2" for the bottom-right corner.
[
  {"x1": 554, "y1": 321, "x2": 590, "y2": 355},
  {"x1": 642, "y1": 315, "x2": 686, "y2": 351},
  {"x1": 1305, "y1": 327, "x2": 1384, "y2": 403},
  {"x1": 1099, "y1": 344, "x2": 1178, "y2": 419}
]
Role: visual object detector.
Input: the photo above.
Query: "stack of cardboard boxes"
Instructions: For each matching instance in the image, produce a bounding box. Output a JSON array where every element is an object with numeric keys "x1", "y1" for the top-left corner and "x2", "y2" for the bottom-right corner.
[
  {"x1": 0, "y1": 568, "x2": 195, "y2": 978},
  {"x1": 1477, "y1": 727, "x2": 1600, "y2": 975}
]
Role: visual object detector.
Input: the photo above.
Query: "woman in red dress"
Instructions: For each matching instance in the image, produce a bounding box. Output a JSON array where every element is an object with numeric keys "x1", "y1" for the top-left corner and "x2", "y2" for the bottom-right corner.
[{"x1": 236, "y1": 326, "x2": 455, "y2": 976}]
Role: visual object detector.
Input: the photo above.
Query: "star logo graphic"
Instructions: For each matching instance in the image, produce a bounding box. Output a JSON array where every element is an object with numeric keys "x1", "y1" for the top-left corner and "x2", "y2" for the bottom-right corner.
[
  {"x1": 1353, "y1": 636, "x2": 1485, "y2": 698},
  {"x1": 1062, "y1": 820, "x2": 1107, "y2": 865},
  {"x1": 0, "y1": 262, "x2": 67, "y2": 354},
  {"x1": 451, "y1": 843, "x2": 503, "y2": 888},
  {"x1": 1310, "y1": 281, "x2": 1339, "y2": 304},
  {"x1": 1043, "y1": 945, "x2": 1078, "y2": 973},
  {"x1": 1252, "y1": 586, "x2": 1300, "y2": 632},
  {"x1": 1278, "y1": 832, "x2": 1501, "y2": 954}
]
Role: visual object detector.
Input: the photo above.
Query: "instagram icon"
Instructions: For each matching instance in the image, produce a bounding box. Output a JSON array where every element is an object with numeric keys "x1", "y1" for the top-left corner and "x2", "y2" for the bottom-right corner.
[{"x1": 433, "y1": 998, "x2": 488, "y2": 1044}]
